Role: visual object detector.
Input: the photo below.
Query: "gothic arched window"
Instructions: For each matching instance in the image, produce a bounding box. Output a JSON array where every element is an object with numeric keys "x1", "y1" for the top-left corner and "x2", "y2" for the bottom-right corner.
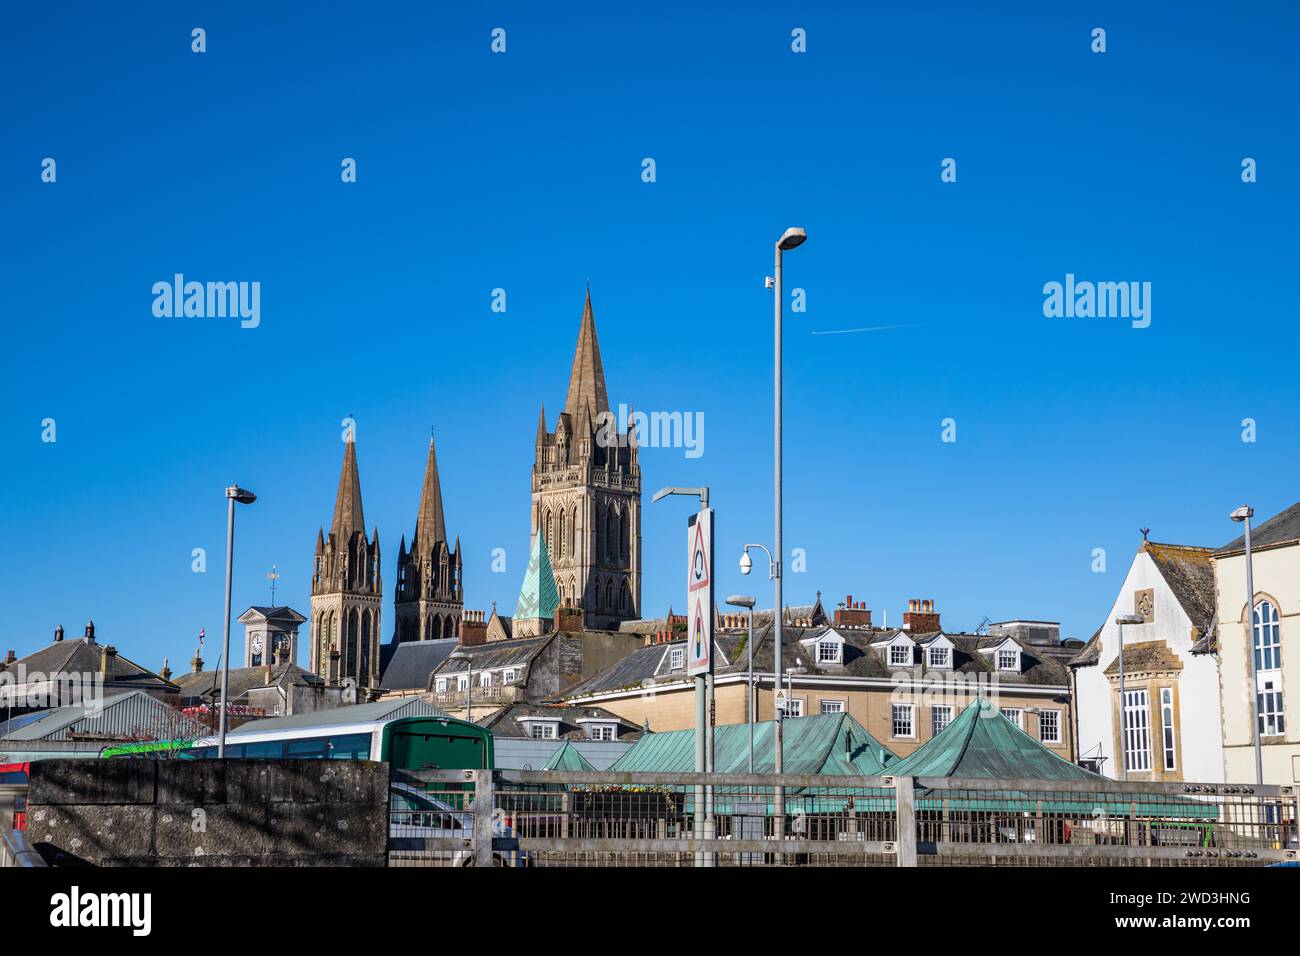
[
  {"x1": 620, "y1": 579, "x2": 629, "y2": 612},
  {"x1": 559, "y1": 509, "x2": 567, "y2": 559},
  {"x1": 569, "y1": 506, "x2": 577, "y2": 559},
  {"x1": 545, "y1": 510, "x2": 554, "y2": 557}
]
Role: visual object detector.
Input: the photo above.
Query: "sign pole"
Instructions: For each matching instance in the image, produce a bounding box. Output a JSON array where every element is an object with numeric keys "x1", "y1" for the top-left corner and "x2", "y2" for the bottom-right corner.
[{"x1": 687, "y1": 505, "x2": 716, "y2": 866}]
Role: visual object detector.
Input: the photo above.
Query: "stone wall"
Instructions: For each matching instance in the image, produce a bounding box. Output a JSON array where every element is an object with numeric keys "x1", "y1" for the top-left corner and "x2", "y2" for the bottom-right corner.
[{"x1": 25, "y1": 759, "x2": 389, "y2": 866}]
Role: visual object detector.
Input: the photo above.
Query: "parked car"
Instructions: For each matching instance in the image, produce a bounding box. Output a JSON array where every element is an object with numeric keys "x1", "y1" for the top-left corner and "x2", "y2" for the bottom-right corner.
[{"x1": 388, "y1": 782, "x2": 529, "y2": 866}]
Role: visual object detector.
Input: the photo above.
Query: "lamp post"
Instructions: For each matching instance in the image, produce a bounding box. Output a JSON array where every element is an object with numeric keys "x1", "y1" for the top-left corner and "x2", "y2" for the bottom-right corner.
[
  {"x1": 1113, "y1": 613, "x2": 1142, "y2": 780},
  {"x1": 765, "y1": 226, "x2": 806, "y2": 787},
  {"x1": 725, "y1": 594, "x2": 757, "y2": 772},
  {"x1": 218, "y1": 484, "x2": 257, "y2": 758},
  {"x1": 1231, "y1": 505, "x2": 1264, "y2": 785},
  {"x1": 740, "y1": 544, "x2": 777, "y2": 738}
]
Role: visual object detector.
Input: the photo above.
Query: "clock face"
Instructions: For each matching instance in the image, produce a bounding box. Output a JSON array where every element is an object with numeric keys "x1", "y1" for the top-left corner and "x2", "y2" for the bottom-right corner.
[{"x1": 252, "y1": 634, "x2": 263, "y2": 652}]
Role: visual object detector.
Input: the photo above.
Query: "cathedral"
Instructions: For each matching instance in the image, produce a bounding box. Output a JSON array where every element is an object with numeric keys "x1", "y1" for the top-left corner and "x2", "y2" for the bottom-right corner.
[
  {"x1": 309, "y1": 434, "x2": 383, "y2": 689},
  {"x1": 307, "y1": 288, "x2": 640, "y2": 690},
  {"x1": 531, "y1": 289, "x2": 642, "y2": 631}
]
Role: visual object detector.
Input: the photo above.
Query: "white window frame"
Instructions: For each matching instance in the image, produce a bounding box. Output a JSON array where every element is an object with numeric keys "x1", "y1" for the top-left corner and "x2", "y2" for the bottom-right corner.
[
  {"x1": 586, "y1": 723, "x2": 616, "y2": 741},
  {"x1": 1159, "y1": 688, "x2": 1176, "y2": 771},
  {"x1": 1002, "y1": 708, "x2": 1023, "y2": 730},
  {"x1": 890, "y1": 644, "x2": 912, "y2": 667},
  {"x1": 997, "y1": 648, "x2": 1020, "y2": 672},
  {"x1": 819, "y1": 699, "x2": 844, "y2": 715},
  {"x1": 1122, "y1": 689, "x2": 1151, "y2": 772},
  {"x1": 817, "y1": 639, "x2": 841, "y2": 664},
  {"x1": 456, "y1": 675, "x2": 469, "y2": 691},
  {"x1": 780, "y1": 697, "x2": 805, "y2": 719},
  {"x1": 892, "y1": 703, "x2": 915, "y2": 739},
  {"x1": 1253, "y1": 601, "x2": 1285, "y2": 738},
  {"x1": 480, "y1": 671, "x2": 493, "y2": 688},
  {"x1": 669, "y1": 647, "x2": 685, "y2": 672},
  {"x1": 503, "y1": 669, "x2": 517, "y2": 684},
  {"x1": 931, "y1": 705, "x2": 953, "y2": 736},
  {"x1": 928, "y1": 645, "x2": 951, "y2": 668},
  {"x1": 525, "y1": 720, "x2": 558, "y2": 740},
  {"x1": 1039, "y1": 708, "x2": 1062, "y2": 745},
  {"x1": 435, "y1": 678, "x2": 448, "y2": 693}
]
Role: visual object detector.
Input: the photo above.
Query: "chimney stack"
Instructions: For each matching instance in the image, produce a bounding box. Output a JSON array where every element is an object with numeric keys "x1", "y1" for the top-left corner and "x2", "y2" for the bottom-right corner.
[
  {"x1": 161, "y1": 658, "x2": 172, "y2": 682},
  {"x1": 460, "y1": 610, "x2": 489, "y2": 646},
  {"x1": 902, "y1": 598, "x2": 941, "y2": 633},
  {"x1": 192, "y1": 652, "x2": 204, "y2": 674},
  {"x1": 85, "y1": 620, "x2": 96, "y2": 644},
  {"x1": 833, "y1": 594, "x2": 873, "y2": 630},
  {"x1": 55, "y1": 625, "x2": 64, "y2": 642},
  {"x1": 100, "y1": 644, "x2": 117, "y2": 675}
]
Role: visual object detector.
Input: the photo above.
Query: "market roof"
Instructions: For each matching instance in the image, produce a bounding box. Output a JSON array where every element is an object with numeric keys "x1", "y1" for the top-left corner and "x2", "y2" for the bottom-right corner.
[
  {"x1": 610, "y1": 712, "x2": 897, "y2": 776},
  {"x1": 883, "y1": 698, "x2": 1100, "y2": 780},
  {"x1": 542, "y1": 740, "x2": 596, "y2": 771}
]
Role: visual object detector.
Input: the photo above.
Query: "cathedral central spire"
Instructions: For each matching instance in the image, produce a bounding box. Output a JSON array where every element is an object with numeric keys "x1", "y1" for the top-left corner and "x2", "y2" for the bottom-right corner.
[
  {"x1": 413, "y1": 434, "x2": 447, "y2": 556},
  {"x1": 563, "y1": 288, "x2": 610, "y2": 421}
]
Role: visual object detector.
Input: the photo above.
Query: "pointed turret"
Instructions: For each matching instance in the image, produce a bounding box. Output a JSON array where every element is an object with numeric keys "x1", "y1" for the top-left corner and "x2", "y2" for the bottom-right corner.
[
  {"x1": 563, "y1": 288, "x2": 610, "y2": 422},
  {"x1": 513, "y1": 532, "x2": 560, "y2": 638},
  {"x1": 413, "y1": 434, "x2": 447, "y2": 556},
  {"x1": 315, "y1": 528, "x2": 325, "y2": 555},
  {"x1": 330, "y1": 435, "x2": 366, "y2": 541},
  {"x1": 536, "y1": 404, "x2": 548, "y2": 444}
]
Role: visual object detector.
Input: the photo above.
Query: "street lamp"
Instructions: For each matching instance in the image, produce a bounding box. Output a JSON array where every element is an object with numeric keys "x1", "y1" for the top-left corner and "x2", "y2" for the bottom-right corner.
[
  {"x1": 764, "y1": 226, "x2": 805, "y2": 787},
  {"x1": 1113, "y1": 613, "x2": 1142, "y2": 780},
  {"x1": 1231, "y1": 504, "x2": 1264, "y2": 785},
  {"x1": 725, "y1": 594, "x2": 757, "y2": 772},
  {"x1": 217, "y1": 484, "x2": 257, "y2": 758}
]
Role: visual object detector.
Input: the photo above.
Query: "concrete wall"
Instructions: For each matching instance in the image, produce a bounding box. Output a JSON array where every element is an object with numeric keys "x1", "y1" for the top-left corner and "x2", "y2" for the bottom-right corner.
[
  {"x1": 24, "y1": 759, "x2": 389, "y2": 866},
  {"x1": 1216, "y1": 544, "x2": 1300, "y2": 784}
]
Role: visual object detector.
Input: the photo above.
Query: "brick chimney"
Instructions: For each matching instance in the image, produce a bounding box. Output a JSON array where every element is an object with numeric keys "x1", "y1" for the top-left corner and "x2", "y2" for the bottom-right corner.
[
  {"x1": 460, "y1": 609, "x2": 488, "y2": 646},
  {"x1": 192, "y1": 652, "x2": 204, "y2": 674},
  {"x1": 160, "y1": 658, "x2": 173, "y2": 682},
  {"x1": 100, "y1": 644, "x2": 117, "y2": 675},
  {"x1": 833, "y1": 595, "x2": 873, "y2": 629},
  {"x1": 554, "y1": 601, "x2": 584, "y2": 633},
  {"x1": 903, "y1": 598, "x2": 940, "y2": 633}
]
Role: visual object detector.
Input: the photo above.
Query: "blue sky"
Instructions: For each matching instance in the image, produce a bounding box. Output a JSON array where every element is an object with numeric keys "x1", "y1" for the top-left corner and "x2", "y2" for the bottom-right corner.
[{"x1": 3, "y1": 2, "x2": 1298, "y2": 670}]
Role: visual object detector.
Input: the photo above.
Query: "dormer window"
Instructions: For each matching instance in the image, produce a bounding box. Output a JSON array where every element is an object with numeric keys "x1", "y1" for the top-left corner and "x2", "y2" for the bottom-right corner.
[
  {"x1": 928, "y1": 646, "x2": 951, "y2": 668},
  {"x1": 890, "y1": 644, "x2": 912, "y2": 667},
  {"x1": 817, "y1": 639, "x2": 842, "y2": 664},
  {"x1": 997, "y1": 648, "x2": 1020, "y2": 672},
  {"x1": 521, "y1": 719, "x2": 559, "y2": 740},
  {"x1": 669, "y1": 647, "x2": 685, "y2": 672},
  {"x1": 579, "y1": 719, "x2": 619, "y2": 741},
  {"x1": 503, "y1": 669, "x2": 517, "y2": 684}
]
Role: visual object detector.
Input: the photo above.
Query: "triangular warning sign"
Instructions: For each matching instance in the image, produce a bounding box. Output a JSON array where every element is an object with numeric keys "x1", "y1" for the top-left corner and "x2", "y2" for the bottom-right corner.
[{"x1": 688, "y1": 517, "x2": 710, "y2": 592}]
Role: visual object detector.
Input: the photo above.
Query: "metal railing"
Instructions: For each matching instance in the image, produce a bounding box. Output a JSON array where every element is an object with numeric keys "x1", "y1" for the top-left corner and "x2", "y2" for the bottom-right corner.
[
  {"x1": 389, "y1": 770, "x2": 1300, "y2": 867},
  {"x1": 0, "y1": 791, "x2": 45, "y2": 868}
]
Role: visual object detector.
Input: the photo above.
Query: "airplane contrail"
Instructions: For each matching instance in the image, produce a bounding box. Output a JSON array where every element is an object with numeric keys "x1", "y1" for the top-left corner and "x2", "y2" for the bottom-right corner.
[{"x1": 810, "y1": 324, "x2": 913, "y2": 336}]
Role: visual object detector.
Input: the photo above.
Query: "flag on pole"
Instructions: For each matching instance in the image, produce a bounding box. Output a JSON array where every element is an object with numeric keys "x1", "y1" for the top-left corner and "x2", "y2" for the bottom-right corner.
[{"x1": 198, "y1": 627, "x2": 205, "y2": 650}]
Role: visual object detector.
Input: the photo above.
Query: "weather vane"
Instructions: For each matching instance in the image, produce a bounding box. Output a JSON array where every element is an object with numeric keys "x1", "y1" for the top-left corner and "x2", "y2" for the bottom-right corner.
[{"x1": 267, "y1": 564, "x2": 280, "y2": 605}]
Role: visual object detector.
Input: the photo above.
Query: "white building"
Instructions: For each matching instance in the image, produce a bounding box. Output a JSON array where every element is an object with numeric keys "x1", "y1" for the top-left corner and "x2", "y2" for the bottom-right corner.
[
  {"x1": 1070, "y1": 540, "x2": 1223, "y2": 782},
  {"x1": 1212, "y1": 501, "x2": 1300, "y2": 785}
]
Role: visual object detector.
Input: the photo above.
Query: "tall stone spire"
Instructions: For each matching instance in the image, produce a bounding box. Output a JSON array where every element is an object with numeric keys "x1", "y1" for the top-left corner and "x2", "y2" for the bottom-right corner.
[
  {"x1": 330, "y1": 435, "x2": 366, "y2": 540},
  {"x1": 413, "y1": 434, "x2": 447, "y2": 557},
  {"x1": 563, "y1": 288, "x2": 610, "y2": 421}
]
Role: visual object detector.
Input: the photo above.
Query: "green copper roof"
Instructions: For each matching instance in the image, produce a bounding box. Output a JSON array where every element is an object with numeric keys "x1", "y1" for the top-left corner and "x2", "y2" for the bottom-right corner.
[
  {"x1": 610, "y1": 712, "x2": 897, "y2": 776},
  {"x1": 513, "y1": 533, "x2": 559, "y2": 623},
  {"x1": 543, "y1": 740, "x2": 596, "y2": 771},
  {"x1": 885, "y1": 698, "x2": 1099, "y2": 780}
]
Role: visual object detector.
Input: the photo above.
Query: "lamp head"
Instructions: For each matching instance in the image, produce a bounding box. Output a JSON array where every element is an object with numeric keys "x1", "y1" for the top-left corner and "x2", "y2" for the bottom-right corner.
[
  {"x1": 726, "y1": 595, "x2": 756, "y2": 610},
  {"x1": 1230, "y1": 505, "x2": 1253, "y2": 523},
  {"x1": 739, "y1": 551, "x2": 753, "y2": 576},
  {"x1": 1114, "y1": 614, "x2": 1143, "y2": 626},
  {"x1": 226, "y1": 485, "x2": 257, "y2": 505},
  {"x1": 778, "y1": 227, "x2": 807, "y2": 251}
]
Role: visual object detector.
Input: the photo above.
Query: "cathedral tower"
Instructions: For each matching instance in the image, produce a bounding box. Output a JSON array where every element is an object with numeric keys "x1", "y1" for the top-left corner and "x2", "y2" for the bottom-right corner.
[
  {"x1": 531, "y1": 290, "x2": 641, "y2": 630},
  {"x1": 310, "y1": 434, "x2": 383, "y2": 690},
  {"x1": 394, "y1": 434, "x2": 463, "y2": 642}
]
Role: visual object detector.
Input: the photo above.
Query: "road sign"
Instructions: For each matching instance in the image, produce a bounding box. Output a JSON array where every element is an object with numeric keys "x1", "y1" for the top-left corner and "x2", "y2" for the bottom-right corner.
[{"x1": 686, "y1": 508, "x2": 714, "y2": 675}]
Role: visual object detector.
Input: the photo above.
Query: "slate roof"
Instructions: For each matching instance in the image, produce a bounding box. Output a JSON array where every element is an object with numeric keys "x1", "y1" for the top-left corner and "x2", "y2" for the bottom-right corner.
[
  {"x1": 378, "y1": 638, "x2": 459, "y2": 691},
  {"x1": 2, "y1": 634, "x2": 177, "y2": 694},
  {"x1": 882, "y1": 698, "x2": 1100, "y2": 780},
  {"x1": 480, "y1": 702, "x2": 641, "y2": 741},
  {"x1": 1070, "y1": 628, "x2": 1103, "y2": 667},
  {"x1": 564, "y1": 622, "x2": 1073, "y2": 699},
  {"x1": 173, "y1": 662, "x2": 323, "y2": 705},
  {"x1": 433, "y1": 634, "x2": 553, "y2": 674},
  {"x1": 228, "y1": 697, "x2": 448, "y2": 736},
  {"x1": 238, "y1": 606, "x2": 307, "y2": 625},
  {"x1": 610, "y1": 712, "x2": 897, "y2": 775},
  {"x1": 1216, "y1": 499, "x2": 1300, "y2": 556}
]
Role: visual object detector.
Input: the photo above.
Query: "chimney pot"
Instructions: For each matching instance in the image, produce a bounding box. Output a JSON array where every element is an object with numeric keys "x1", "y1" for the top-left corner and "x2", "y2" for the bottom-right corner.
[{"x1": 55, "y1": 625, "x2": 64, "y2": 642}]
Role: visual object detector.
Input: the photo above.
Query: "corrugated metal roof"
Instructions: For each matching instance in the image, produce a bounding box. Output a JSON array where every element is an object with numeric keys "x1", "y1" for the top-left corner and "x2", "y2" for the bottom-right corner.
[
  {"x1": 883, "y1": 698, "x2": 1099, "y2": 780},
  {"x1": 492, "y1": 736, "x2": 634, "y2": 770},
  {"x1": 610, "y1": 713, "x2": 897, "y2": 775},
  {"x1": 229, "y1": 697, "x2": 447, "y2": 735},
  {"x1": 0, "y1": 690, "x2": 206, "y2": 742}
]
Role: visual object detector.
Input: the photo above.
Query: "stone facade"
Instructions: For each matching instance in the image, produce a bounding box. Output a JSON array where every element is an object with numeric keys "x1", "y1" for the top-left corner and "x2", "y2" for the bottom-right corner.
[
  {"x1": 531, "y1": 290, "x2": 641, "y2": 631},
  {"x1": 310, "y1": 435, "x2": 383, "y2": 691}
]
